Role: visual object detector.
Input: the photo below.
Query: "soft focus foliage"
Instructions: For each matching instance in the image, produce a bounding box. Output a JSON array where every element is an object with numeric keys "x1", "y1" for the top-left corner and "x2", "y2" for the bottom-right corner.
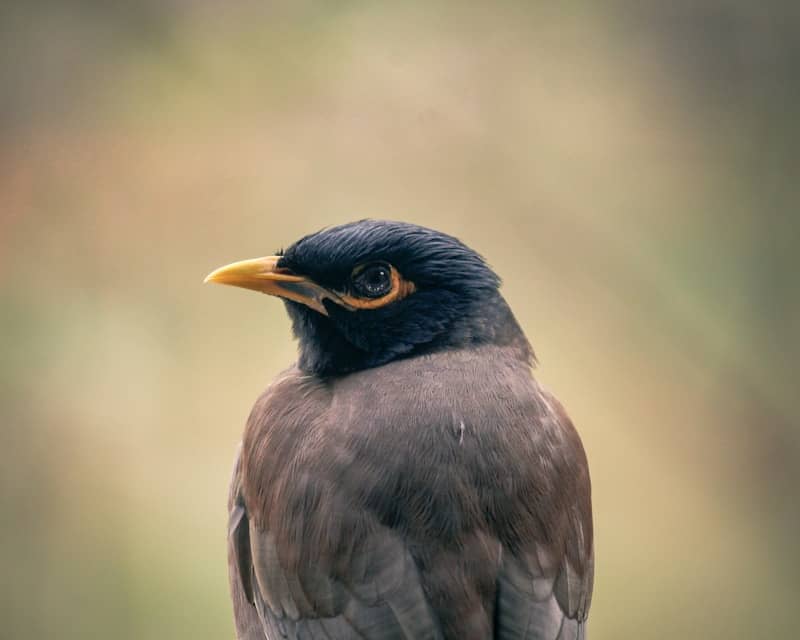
[{"x1": 1, "y1": 2, "x2": 798, "y2": 638}]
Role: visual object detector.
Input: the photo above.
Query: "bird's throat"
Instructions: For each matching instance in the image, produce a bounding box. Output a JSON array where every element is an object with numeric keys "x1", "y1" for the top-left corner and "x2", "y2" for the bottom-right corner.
[{"x1": 284, "y1": 293, "x2": 533, "y2": 376}]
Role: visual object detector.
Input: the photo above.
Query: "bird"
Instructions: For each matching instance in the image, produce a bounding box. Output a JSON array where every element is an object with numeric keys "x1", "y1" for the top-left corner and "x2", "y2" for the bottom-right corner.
[{"x1": 205, "y1": 220, "x2": 593, "y2": 640}]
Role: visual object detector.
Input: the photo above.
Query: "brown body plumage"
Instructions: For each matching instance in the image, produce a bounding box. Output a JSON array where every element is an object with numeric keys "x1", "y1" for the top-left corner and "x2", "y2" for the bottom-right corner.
[{"x1": 210, "y1": 221, "x2": 593, "y2": 639}]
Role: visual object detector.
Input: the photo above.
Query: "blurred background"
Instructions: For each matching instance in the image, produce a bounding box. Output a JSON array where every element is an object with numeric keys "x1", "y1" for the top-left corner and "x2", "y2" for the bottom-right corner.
[{"x1": 1, "y1": 1, "x2": 798, "y2": 638}]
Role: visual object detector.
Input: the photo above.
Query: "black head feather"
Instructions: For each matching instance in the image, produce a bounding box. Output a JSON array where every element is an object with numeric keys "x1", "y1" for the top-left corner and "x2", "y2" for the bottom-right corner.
[{"x1": 277, "y1": 220, "x2": 531, "y2": 375}]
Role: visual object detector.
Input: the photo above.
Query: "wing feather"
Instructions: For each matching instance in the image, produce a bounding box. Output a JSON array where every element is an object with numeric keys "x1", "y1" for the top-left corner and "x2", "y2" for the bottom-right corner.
[
  {"x1": 228, "y1": 449, "x2": 443, "y2": 639},
  {"x1": 495, "y1": 387, "x2": 594, "y2": 640}
]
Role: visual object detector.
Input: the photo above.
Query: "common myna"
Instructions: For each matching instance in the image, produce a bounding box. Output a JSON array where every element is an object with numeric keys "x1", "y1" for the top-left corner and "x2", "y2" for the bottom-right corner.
[{"x1": 206, "y1": 220, "x2": 593, "y2": 639}]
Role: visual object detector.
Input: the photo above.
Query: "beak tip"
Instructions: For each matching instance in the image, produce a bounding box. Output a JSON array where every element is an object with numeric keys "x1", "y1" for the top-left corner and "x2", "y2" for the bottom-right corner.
[
  {"x1": 204, "y1": 266, "x2": 231, "y2": 285},
  {"x1": 203, "y1": 271, "x2": 221, "y2": 285}
]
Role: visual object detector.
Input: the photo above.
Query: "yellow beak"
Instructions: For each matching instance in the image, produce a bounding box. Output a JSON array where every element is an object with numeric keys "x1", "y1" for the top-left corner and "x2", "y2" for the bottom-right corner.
[{"x1": 204, "y1": 256, "x2": 332, "y2": 315}]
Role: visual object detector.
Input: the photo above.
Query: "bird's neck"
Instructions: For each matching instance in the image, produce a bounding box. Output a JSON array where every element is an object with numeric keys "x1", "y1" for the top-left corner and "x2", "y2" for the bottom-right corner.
[
  {"x1": 287, "y1": 292, "x2": 534, "y2": 377},
  {"x1": 442, "y1": 292, "x2": 534, "y2": 364}
]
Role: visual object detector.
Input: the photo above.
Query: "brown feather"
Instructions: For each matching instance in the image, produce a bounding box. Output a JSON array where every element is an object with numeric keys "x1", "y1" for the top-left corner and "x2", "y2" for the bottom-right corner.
[{"x1": 230, "y1": 342, "x2": 592, "y2": 639}]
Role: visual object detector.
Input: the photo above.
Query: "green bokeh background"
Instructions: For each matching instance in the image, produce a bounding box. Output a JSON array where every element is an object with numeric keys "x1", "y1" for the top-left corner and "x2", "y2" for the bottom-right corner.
[{"x1": 2, "y1": 2, "x2": 798, "y2": 638}]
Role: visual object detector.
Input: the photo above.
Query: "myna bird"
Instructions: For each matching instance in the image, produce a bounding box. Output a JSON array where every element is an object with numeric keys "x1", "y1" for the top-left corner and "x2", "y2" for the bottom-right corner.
[{"x1": 206, "y1": 220, "x2": 593, "y2": 640}]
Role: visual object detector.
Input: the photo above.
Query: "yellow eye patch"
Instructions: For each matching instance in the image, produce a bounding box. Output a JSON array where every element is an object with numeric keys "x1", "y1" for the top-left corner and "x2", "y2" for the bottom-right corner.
[{"x1": 339, "y1": 265, "x2": 416, "y2": 310}]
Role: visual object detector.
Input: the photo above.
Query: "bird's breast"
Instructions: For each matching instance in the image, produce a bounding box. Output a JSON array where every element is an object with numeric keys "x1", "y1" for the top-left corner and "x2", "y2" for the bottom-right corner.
[{"x1": 241, "y1": 348, "x2": 550, "y2": 544}]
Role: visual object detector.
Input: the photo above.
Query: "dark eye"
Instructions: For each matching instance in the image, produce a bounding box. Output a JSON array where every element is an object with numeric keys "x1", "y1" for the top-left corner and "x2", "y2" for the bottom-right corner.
[{"x1": 352, "y1": 263, "x2": 393, "y2": 298}]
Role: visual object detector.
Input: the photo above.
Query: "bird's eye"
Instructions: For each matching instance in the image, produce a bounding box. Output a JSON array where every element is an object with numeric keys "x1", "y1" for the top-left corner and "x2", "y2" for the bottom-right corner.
[{"x1": 352, "y1": 263, "x2": 393, "y2": 298}]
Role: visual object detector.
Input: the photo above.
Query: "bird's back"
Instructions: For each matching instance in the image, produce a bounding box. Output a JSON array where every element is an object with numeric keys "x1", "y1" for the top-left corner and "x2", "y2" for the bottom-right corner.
[{"x1": 229, "y1": 344, "x2": 593, "y2": 639}]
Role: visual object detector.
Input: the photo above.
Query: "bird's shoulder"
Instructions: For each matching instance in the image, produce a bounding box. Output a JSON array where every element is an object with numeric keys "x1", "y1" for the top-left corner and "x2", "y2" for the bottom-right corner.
[{"x1": 240, "y1": 347, "x2": 589, "y2": 527}]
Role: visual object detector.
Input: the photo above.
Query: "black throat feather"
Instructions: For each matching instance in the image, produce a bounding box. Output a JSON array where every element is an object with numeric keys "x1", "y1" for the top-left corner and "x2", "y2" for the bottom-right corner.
[{"x1": 285, "y1": 291, "x2": 533, "y2": 376}]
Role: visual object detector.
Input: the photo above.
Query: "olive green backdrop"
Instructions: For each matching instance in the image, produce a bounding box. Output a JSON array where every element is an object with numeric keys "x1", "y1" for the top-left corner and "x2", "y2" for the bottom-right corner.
[{"x1": 2, "y1": 2, "x2": 798, "y2": 638}]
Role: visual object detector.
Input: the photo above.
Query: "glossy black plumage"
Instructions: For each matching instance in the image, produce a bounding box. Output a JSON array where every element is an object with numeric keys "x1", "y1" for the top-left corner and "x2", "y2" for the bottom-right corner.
[
  {"x1": 212, "y1": 220, "x2": 593, "y2": 639},
  {"x1": 278, "y1": 220, "x2": 504, "y2": 375}
]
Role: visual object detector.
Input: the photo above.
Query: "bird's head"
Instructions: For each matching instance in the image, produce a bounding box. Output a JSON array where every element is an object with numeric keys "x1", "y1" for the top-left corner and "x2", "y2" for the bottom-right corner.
[{"x1": 206, "y1": 220, "x2": 531, "y2": 375}]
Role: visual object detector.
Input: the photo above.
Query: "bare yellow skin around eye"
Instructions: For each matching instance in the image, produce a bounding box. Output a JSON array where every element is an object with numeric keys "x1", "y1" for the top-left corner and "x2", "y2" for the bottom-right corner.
[{"x1": 338, "y1": 266, "x2": 416, "y2": 310}]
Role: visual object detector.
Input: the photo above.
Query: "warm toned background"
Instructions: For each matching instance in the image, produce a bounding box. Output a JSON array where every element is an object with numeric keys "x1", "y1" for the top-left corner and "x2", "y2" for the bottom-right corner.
[{"x1": 2, "y1": 2, "x2": 798, "y2": 638}]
